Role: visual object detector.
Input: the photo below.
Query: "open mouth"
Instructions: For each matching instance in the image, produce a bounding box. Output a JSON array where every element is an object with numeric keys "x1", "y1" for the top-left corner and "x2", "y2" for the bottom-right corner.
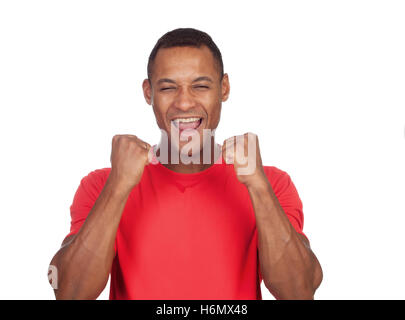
[{"x1": 171, "y1": 117, "x2": 203, "y2": 134}]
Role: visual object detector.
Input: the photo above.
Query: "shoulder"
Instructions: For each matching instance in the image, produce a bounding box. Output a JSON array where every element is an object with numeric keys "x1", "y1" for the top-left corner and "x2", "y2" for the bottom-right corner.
[
  {"x1": 262, "y1": 165, "x2": 290, "y2": 186},
  {"x1": 262, "y1": 165, "x2": 300, "y2": 198},
  {"x1": 76, "y1": 167, "x2": 111, "y2": 195},
  {"x1": 263, "y1": 166, "x2": 306, "y2": 237},
  {"x1": 82, "y1": 167, "x2": 111, "y2": 181}
]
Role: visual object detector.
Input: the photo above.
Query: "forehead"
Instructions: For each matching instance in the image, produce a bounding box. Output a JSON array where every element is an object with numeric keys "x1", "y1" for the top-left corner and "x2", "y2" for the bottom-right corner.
[{"x1": 151, "y1": 45, "x2": 219, "y2": 82}]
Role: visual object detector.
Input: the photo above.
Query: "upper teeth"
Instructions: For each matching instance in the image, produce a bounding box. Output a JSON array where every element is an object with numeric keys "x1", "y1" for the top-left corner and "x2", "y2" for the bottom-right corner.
[{"x1": 172, "y1": 117, "x2": 201, "y2": 124}]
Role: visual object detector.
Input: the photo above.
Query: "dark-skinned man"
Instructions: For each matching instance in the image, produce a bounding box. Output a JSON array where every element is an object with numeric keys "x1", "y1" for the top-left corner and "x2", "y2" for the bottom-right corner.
[{"x1": 48, "y1": 28, "x2": 322, "y2": 300}]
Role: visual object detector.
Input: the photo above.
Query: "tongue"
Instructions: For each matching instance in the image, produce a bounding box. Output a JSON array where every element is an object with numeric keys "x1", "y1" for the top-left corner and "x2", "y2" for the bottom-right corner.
[{"x1": 178, "y1": 120, "x2": 200, "y2": 130}]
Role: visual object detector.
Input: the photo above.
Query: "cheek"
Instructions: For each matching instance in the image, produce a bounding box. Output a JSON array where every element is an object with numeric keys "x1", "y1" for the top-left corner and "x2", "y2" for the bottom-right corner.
[
  {"x1": 153, "y1": 96, "x2": 171, "y2": 121},
  {"x1": 152, "y1": 105, "x2": 168, "y2": 129},
  {"x1": 206, "y1": 102, "x2": 222, "y2": 127}
]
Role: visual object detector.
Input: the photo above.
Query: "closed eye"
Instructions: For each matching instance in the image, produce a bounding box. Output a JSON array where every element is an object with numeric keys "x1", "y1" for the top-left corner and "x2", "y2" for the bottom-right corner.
[
  {"x1": 193, "y1": 85, "x2": 209, "y2": 89},
  {"x1": 160, "y1": 87, "x2": 176, "y2": 91}
]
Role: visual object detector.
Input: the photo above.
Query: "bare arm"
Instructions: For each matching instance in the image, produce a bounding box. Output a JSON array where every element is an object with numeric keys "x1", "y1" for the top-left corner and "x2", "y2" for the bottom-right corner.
[
  {"x1": 247, "y1": 177, "x2": 323, "y2": 299},
  {"x1": 49, "y1": 134, "x2": 151, "y2": 299},
  {"x1": 222, "y1": 132, "x2": 323, "y2": 300},
  {"x1": 49, "y1": 175, "x2": 131, "y2": 299}
]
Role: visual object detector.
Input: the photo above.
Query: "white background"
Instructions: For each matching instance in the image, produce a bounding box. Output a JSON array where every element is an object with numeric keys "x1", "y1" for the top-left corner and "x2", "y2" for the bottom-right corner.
[{"x1": 0, "y1": 0, "x2": 404, "y2": 300}]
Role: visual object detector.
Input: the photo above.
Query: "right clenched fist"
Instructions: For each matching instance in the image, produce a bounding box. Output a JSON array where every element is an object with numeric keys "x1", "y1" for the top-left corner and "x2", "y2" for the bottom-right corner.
[{"x1": 108, "y1": 134, "x2": 153, "y2": 191}]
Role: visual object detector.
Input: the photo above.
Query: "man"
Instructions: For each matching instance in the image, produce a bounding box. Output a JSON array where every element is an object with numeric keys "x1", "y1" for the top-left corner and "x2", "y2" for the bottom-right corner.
[{"x1": 48, "y1": 28, "x2": 322, "y2": 300}]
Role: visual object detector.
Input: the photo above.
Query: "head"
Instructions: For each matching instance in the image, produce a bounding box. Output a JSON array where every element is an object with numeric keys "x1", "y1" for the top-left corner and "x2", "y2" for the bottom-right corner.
[{"x1": 142, "y1": 28, "x2": 230, "y2": 160}]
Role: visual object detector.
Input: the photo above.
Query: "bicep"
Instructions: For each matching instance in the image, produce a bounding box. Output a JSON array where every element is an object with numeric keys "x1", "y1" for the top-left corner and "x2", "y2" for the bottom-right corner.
[{"x1": 62, "y1": 169, "x2": 107, "y2": 248}]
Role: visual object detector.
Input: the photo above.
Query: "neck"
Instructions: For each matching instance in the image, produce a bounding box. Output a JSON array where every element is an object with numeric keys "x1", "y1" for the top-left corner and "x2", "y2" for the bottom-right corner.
[{"x1": 156, "y1": 138, "x2": 222, "y2": 174}]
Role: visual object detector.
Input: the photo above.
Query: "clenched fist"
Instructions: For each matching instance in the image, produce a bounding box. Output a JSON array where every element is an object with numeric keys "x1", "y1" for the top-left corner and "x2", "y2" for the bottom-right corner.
[
  {"x1": 109, "y1": 134, "x2": 153, "y2": 192},
  {"x1": 222, "y1": 132, "x2": 267, "y2": 188}
]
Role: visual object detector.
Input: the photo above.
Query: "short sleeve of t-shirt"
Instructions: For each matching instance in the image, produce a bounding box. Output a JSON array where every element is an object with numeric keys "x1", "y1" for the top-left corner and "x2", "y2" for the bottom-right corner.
[
  {"x1": 64, "y1": 168, "x2": 116, "y2": 253},
  {"x1": 258, "y1": 167, "x2": 308, "y2": 283},
  {"x1": 263, "y1": 166, "x2": 306, "y2": 237}
]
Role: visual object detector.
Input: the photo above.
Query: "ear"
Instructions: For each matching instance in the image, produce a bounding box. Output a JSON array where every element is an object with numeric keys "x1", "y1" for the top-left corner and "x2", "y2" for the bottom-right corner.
[
  {"x1": 221, "y1": 73, "x2": 230, "y2": 102},
  {"x1": 142, "y1": 78, "x2": 153, "y2": 105}
]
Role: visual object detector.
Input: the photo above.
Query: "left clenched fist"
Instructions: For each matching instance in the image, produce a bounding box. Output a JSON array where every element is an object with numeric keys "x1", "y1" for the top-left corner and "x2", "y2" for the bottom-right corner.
[{"x1": 222, "y1": 132, "x2": 267, "y2": 187}]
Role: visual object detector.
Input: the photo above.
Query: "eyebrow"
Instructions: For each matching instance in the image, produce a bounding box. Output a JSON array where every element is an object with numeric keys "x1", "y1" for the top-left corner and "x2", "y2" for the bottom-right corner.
[
  {"x1": 192, "y1": 76, "x2": 213, "y2": 83},
  {"x1": 156, "y1": 76, "x2": 213, "y2": 85}
]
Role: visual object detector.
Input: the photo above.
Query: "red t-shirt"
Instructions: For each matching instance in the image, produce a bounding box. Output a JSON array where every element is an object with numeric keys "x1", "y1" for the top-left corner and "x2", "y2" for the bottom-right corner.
[{"x1": 65, "y1": 154, "x2": 306, "y2": 300}]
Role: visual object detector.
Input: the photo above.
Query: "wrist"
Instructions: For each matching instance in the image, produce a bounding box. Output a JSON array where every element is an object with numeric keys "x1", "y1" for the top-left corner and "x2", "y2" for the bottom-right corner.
[
  {"x1": 243, "y1": 169, "x2": 269, "y2": 191},
  {"x1": 106, "y1": 171, "x2": 136, "y2": 196}
]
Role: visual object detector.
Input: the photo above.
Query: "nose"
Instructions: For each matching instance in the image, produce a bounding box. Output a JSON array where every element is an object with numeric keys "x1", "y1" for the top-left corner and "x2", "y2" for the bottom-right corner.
[{"x1": 173, "y1": 86, "x2": 197, "y2": 112}]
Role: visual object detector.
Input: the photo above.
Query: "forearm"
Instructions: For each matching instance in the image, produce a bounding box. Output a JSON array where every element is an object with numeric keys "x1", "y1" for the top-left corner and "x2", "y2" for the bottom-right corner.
[
  {"x1": 247, "y1": 177, "x2": 322, "y2": 299},
  {"x1": 50, "y1": 175, "x2": 131, "y2": 299}
]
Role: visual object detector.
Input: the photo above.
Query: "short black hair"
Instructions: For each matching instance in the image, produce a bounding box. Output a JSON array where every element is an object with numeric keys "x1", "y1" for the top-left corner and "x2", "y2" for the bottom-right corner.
[{"x1": 147, "y1": 28, "x2": 224, "y2": 81}]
